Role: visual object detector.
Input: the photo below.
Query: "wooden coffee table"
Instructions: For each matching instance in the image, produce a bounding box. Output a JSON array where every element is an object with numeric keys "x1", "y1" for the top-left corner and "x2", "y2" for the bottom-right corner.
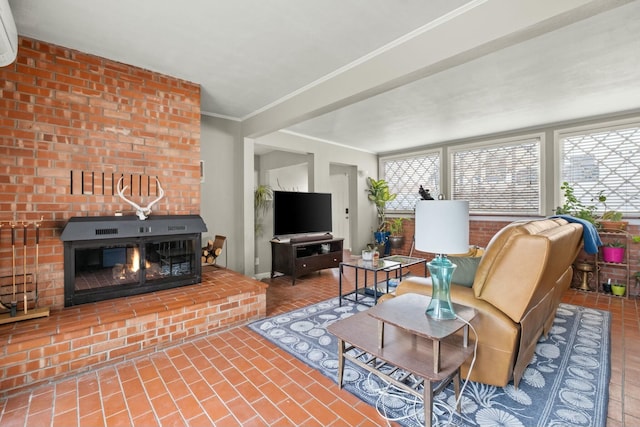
[{"x1": 327, "y1": 293, "x2": 477, "y2": 427}]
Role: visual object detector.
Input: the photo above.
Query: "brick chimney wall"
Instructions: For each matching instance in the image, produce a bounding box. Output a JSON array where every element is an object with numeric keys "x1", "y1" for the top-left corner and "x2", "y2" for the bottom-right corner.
[{"x1": 0, "y1": 37, "x2": 201, "y2": 310}]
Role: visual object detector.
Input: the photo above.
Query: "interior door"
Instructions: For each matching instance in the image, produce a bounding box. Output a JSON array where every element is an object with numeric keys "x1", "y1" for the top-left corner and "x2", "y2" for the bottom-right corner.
[{"x1": 330, "y1": 173, "x2": 350, "y2": 250}]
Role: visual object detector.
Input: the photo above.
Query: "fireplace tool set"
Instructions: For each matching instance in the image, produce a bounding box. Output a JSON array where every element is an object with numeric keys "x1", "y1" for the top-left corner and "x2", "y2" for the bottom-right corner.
[{"x1": 0, "y1": 218, "x2": 50, "y2": 324}]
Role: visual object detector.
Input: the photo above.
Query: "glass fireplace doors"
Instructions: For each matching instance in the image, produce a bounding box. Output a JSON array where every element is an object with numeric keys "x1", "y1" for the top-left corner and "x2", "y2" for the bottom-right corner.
[{"x1": 64, "y1": 234, "x2": 201, "y2": 306}]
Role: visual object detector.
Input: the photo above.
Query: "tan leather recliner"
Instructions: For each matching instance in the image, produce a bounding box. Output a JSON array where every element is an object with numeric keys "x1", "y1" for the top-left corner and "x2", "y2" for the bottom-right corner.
[{"x1": 379, "y1": 218, "x2": 583, "y2": 388}]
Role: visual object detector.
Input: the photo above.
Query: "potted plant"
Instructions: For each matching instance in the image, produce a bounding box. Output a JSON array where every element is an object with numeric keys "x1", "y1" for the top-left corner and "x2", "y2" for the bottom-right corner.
[
  {"x1": 556, "y1": 182, "x2": 628, "y2": 231},
  {"x1": 366, "y1": 177, "x2": 397, "y2": 254},
  {"x1": 362, "y1": 243, "x2": 381, "y2": 262},
  {"x1": 555, "y1": 182, "x2": 600, "y2": 224},
  {"x1": 386, "y1": 217, "x2": 407, "y2": 249},
  {"x1": 601, "y1": 240, "x2": 625, "y2": 263},
  {"x1": 611, "y1": 281, "x2": 626, "y2": 296},
  {"x1": 254, "y1": 184, "x2": 273, "y2": 237},
  {"x1": 597, "y1": 196, "x2": 627, "y2": 231}
]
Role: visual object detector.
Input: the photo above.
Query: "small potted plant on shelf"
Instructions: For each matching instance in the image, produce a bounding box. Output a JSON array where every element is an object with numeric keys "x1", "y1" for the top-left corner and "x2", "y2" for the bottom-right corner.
[
  {"x1": 386, "y1": 217, "x2": 407, "y2": 249},
  {"x1": 601, "y1": 240, "x2": 625, "y2": 263},
  {"x1": 611, "y1": 281, "x2": 626, "y2": 296},
  {"x1": 597, "y1": 194, "x2": 628, "y2": 231}
]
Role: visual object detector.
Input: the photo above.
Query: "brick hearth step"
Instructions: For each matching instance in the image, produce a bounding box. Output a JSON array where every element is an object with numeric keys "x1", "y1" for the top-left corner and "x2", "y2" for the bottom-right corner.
[{"x1": 0, "y1": 267, "x2": 267, "y2": 397}]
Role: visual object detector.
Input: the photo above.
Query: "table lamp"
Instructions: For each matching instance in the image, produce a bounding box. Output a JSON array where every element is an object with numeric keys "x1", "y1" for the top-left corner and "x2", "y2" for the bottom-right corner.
[{"x1": 415, "y1": 200, "x2": 469, "y2": 320}]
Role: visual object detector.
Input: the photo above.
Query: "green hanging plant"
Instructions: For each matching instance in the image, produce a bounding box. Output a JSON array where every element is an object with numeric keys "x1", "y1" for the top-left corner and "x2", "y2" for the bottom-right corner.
[{"x1": 254, "y1": 184, "x2": 273, "y2": 237}]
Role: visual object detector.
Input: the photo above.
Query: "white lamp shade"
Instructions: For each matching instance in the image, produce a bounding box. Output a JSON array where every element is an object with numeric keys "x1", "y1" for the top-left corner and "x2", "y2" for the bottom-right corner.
[{"x1": 415, "y1": 200, "x2": 469, "y2": 254}]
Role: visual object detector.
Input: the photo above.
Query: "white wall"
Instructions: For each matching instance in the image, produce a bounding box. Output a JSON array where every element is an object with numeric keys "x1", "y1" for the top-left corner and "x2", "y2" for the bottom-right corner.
[{"x1": 200, "y1": 115, "x2": 245, "y2": 271}]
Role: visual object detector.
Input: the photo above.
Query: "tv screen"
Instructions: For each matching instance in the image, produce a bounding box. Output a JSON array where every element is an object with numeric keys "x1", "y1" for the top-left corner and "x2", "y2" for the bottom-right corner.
[{"x1": 273, "y1": 191, "x2": 332, "y2": 237}]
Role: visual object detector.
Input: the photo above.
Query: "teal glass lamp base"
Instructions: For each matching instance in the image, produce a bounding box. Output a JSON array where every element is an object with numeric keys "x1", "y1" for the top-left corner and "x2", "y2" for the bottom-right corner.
[{"x1": 426, "y1": 254, "x2": 456, "y2": 320}]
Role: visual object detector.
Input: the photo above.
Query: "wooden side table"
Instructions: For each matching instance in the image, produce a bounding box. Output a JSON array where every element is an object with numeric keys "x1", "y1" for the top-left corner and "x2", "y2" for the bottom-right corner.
[{"x1": 328, "y1": 293, "x2": 476, "y2": 427}]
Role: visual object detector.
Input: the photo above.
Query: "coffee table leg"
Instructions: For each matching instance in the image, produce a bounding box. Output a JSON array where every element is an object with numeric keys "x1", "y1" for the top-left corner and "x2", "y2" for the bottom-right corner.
[
  {"x1": 424, "y1": 380, "x2": 433, "y2": 427},
  {"x1": 337, "y1": 338, "x2": 345, "y2": 389}
]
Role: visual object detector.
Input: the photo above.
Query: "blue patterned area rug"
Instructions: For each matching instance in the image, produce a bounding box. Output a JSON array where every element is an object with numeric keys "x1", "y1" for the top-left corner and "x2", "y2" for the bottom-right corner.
[{"x1": 247, "y1": 296, "x2": 610, "y2": 427}]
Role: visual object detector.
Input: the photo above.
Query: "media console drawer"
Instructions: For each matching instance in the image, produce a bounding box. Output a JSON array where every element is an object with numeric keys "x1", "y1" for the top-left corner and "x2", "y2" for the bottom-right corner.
[
  {"x1": 271, "y1": 238, "x2": 343, "y2": 285},
  {"x1": 296, "y1": 251, "x2": 342, "y2": 275}
]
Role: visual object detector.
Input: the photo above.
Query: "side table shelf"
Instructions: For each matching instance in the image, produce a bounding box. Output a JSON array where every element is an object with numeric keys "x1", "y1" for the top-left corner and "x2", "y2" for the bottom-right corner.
[{"x1": 596, "y1": 230, "x2": 631, "y2": 297}]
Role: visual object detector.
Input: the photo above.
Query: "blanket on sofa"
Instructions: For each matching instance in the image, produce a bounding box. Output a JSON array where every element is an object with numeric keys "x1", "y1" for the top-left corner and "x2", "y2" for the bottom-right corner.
[{"x1": 551, "y1": 214, "x2": 602, "y2": 254}]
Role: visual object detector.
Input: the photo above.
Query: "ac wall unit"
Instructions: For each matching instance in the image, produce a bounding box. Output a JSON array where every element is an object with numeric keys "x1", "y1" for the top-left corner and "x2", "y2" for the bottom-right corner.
[{"x1": 0, "y1": 0, "x2": 17, "y2": 67}]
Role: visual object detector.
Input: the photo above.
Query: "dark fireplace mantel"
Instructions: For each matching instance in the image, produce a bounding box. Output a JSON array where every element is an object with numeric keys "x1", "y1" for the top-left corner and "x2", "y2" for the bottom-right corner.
[{"x1": 61, "y1": 215, "x2": 207, "y2": 306}]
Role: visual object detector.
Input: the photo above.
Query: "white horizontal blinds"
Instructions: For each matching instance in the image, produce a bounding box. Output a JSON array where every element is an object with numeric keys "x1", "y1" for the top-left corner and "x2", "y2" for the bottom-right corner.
[
  {"x1": 560, "y1": 124, "x2": 640, "y2": 214},
  {"x1": 452, "y1": 138, "x2": 540, "y2": 214},
  {"x1": 382, "y1": 151, "x2": 440, "y2": 212}
]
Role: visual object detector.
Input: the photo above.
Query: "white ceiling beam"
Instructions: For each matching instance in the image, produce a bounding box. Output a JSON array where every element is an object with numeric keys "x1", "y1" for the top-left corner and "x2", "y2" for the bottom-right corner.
[{"x1": 241, "y1": 0, "x2": 631, "y2": 139}]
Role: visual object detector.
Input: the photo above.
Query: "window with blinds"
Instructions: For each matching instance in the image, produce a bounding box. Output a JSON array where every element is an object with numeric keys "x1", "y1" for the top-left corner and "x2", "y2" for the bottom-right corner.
[
  {"x1": 381, "y1": 150, "x2": 440, "y2": 212},
  {"x1": 559, "y1": 123, "x2": 640, "y2": 215},
  {"x1": 451, "y1": 137, "x2": 541, "y2": 214}
]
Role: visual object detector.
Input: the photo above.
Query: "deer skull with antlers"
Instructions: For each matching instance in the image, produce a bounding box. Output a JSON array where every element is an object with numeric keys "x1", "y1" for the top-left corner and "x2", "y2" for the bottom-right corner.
[{"x1": 116, "y1": 176, "x2": 165, "y2": 220}]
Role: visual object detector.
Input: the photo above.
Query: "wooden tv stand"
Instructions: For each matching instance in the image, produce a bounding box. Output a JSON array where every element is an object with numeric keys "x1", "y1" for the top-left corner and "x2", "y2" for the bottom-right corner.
[{"x1": 271, "y1": 236, "x2": 343, "y2": 285}]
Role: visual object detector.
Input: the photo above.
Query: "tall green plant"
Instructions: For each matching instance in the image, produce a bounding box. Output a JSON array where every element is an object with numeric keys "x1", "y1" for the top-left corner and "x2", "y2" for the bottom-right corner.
[{"x1": 366, "y1": 177, "x2": 397, "y2": 232}]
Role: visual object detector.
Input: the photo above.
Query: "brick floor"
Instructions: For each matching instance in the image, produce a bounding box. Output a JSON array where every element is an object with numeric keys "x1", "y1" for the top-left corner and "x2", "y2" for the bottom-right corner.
[{"x1": 0, "y1": 262, "x2": 638, "y2": 426}]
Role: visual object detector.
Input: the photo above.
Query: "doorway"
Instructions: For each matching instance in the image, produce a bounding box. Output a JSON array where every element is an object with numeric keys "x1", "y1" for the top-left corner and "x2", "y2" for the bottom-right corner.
[{"x1": 330, "y1": 171, "x2": 351, "y2": 250}]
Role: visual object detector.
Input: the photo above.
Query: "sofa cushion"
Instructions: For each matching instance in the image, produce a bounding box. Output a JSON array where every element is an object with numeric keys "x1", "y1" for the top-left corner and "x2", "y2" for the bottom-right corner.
[{"x1": 449, "y1": 255, "x2": 482, "y2": 287}]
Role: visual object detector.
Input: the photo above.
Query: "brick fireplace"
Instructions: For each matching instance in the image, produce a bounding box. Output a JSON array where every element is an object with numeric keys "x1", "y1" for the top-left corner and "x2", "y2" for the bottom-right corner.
[
  {"x1": 0, "y1": 38, "x2": 268, "y2": 397},
  {"x1": 0, "y1": 37, "x2": 202, "y2": 311}
]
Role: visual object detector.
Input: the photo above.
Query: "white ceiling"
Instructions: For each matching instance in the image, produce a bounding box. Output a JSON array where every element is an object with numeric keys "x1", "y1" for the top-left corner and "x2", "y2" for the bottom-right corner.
[{"x1": 8, "y1": 0, "x2": 640, "y2": 154}]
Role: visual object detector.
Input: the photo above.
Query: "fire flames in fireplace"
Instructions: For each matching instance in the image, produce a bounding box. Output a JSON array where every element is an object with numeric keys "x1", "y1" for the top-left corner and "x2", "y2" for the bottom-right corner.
[
  {"x1": 110, "y1": 246, "x2": 182, "y2": 282},
  {"x1": 112, "y1": 247, "x2": 146, "y2": 280}
]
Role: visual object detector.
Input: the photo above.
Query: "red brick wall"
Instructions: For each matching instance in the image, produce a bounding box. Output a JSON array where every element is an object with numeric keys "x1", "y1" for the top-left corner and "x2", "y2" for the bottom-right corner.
[{"x1": 0, "y1": 37, "x2": 201, "y2": 309}]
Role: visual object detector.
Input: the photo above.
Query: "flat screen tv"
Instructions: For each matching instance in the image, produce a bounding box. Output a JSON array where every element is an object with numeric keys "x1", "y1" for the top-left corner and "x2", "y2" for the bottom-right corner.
[{"x1": 273, "y1": 191, "x2": 332, "y2": 237}]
